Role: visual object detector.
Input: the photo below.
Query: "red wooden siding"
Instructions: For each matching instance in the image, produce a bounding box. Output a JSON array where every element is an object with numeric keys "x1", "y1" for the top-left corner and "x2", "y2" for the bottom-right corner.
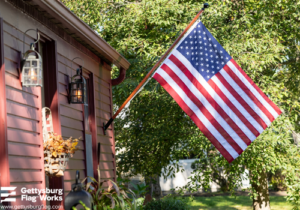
[
  {"x1": 0, "y1": 17, "x2": 10, "y2": 193},
  {"x1": 3, "y1": 21, "x2": 46, "y2": 206},
  {"x1": 57, "y1": 53, "x2": 87, "y2": 195},
  {"x1": 94, "y1": 71, "x2": 116, "y2": 181}
]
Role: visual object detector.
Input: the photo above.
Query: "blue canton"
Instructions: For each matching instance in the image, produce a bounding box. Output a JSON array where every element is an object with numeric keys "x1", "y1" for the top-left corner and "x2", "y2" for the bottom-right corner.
[{"x1": 177, "y1": 21, "x2": 232, "y2": 81}]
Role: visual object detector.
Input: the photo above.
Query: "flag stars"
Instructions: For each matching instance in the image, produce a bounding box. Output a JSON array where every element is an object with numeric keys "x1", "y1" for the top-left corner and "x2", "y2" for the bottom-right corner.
[
  {"x1": 185, "y1": 41, "x2": 188, "y2": 44},
  {"x1": 186, "y1": 46, "x2": 189, "y2": 49},
  {"x1": 212, "y1": 71, "x2": 215, "y2": 74},
  {"x1": 196, "y1": 63, "x2": 199, "y2": 65},
  {"x1": 180, "y1": 46, "x2": 183, "y2": 49},
  {"x1": 201, "y1": 69, "x2": 204, "y2": 71},
  {"x1": 187, "y1": 52, "x2": 189, "y2": 55}
]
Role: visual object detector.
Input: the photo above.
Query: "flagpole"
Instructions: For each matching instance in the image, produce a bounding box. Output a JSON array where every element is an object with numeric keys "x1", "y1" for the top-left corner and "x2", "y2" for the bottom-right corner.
[{"x1": 104, "y1": 3, "x2": 209, "y2": 132}]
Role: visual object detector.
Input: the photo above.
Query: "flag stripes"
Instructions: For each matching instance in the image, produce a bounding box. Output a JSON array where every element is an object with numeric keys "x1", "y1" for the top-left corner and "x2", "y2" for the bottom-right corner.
[
  {"x1": 153, "y1": 73, "x2": 236, "y2": 162},
  {"x1": 169, "y1": 54, "x2": 254, "y2": 145},
  {"x1": 153, "y1": 49, "x2": 281, "y2": 162}
]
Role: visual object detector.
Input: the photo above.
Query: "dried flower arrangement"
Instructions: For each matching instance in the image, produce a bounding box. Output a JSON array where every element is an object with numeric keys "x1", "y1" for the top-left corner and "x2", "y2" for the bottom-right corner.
[{"x1": 44, "y1": 133, "x2": 79, "y2": 177}]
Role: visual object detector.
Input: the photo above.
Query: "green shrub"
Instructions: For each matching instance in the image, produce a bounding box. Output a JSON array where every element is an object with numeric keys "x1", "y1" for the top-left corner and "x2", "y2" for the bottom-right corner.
[{"x1": 143, "y1": 196, "x2": 190, "y2": 210}]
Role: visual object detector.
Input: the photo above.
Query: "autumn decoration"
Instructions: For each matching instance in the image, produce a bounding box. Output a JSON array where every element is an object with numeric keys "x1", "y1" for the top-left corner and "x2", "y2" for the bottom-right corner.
[{"x1": 44, "y1": 133, "x2": 79, "y2": 177}]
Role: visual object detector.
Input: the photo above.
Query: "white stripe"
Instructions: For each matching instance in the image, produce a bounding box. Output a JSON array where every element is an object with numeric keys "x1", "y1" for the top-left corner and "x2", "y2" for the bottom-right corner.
[
  {"x1": 164, "y1": 59, "x2": 248, "y2": 150},
  {"x1": 156, "y1": 68, "x2": 239, "y2": 159},
  {"x1": 172, "y1": 50, "x2": 263, "y2": 136},
  {"x1": 1, "y1": 198, "x2": 16, "y2": 203},
  {"x1": 219, "y1": 69, "x2": 271, "y2": 126},
  {"x1": 0, "y1": 187, "x2": 16, "y2": 191},
  {"x1": 227, "y1": 61, "x2": 279, "y2": 118}
]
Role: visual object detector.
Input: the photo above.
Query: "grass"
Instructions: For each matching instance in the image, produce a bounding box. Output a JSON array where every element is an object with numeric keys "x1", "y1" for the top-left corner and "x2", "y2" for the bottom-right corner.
[{"x1": 189, "y1": 195, "x2": 293, "y2": 210}]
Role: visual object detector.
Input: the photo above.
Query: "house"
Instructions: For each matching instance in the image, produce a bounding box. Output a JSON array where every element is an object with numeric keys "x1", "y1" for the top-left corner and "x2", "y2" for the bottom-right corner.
[{"x1": 0, "y1": 0, "x2": 130, "y2": 208}]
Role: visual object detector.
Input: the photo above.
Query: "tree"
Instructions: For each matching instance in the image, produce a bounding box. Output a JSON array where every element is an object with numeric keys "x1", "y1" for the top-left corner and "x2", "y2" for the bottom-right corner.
[{"x1": 61, "y1": 0, "x2": 300, "y2": 209}]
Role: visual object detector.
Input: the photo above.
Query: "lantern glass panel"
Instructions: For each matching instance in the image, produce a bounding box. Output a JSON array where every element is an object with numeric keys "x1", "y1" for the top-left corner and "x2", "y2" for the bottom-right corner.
[
  {"x1": 22, "y1": 54, "x2": 43, "y2": 87},
  {"x1": 24, "y1": 61, "x2": 30, "y2": 67}
]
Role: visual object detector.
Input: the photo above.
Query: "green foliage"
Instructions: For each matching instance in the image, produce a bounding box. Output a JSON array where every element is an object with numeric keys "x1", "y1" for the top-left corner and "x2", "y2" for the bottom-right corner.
[
  {"x1": 80, "y1": 168, "x2": 136, "y2": 210},
  {"x1": 61, "y1": 0, "x2": 300, "y2": 208},
  {"x1": 144, "y1": 195, "x2": 190, "y2": 210},
  {"x1": 131, "y1": 182, "x2": 148, "y2": 198}
]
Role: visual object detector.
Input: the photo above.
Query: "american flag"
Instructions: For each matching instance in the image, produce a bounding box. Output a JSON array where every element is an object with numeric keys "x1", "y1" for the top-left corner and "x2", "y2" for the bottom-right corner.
[{"x1": 152, "y1": 21, "x2": 281, "y2": 163}]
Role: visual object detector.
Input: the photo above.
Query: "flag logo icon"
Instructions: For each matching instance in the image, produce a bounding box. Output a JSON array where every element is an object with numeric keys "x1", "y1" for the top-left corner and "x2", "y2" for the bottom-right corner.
[
  {"x1": 0, "y1": 187, "x2": 17, "y2": 203},
  {"x1": 153, "y1": 21, "x2": 281, "y2": 162}
]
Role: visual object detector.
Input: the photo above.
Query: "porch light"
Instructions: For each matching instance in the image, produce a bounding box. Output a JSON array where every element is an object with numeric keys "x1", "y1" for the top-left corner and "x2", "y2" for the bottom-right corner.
[
  {"x1": 21, "y1": 29, "x2": 42, "y2": 87},
  {"x1": 69, "y1": 58, "x2": 87, "y2": 105}
]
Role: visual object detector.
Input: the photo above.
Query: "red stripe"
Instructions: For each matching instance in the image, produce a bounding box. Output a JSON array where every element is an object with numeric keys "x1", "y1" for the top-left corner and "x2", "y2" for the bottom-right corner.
[
  {"x1": 153, "y1": 72, "x2": 234, "y2": 163},
  {"x1": 161, "y1": 64, "x2": 243, "y2": 154},
  {"x1": 230, "y1": 59, "x2": 282, "y2": 116},
  {"x1": 207, "y1": 79, "x2": 260, "y2": 137},
  {"x1": 169, "y1": 55, "x2": 253, "y2": 145},
  {"x1": 223, "y1": 64, "x2": 275, "y2": 122},
  {"x1": 215, "y1": 72, "x2": 268, "y2": 129}
]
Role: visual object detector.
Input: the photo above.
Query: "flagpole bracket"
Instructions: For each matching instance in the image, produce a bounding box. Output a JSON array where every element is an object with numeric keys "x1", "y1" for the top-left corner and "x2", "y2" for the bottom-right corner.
[{"x1": 103, "y1": 118, "x2": 114, "y2": 135}]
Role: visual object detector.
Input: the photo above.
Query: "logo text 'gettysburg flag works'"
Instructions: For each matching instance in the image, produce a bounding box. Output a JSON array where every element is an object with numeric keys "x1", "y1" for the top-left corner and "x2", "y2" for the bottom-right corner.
[{"x1": 152, "y1": 21, "x2": 282, "y2": 163}]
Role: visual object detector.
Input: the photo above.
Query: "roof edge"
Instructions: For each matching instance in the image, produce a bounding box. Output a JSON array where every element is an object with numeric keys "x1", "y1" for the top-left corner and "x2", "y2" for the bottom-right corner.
[{"x1": 35, "y1": 0, "x2": 130, "y2": 70}]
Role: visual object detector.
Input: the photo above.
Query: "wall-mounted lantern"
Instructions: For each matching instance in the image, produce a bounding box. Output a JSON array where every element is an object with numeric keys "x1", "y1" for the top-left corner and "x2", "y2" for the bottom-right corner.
[
  {"x1": 21, "y1": 29, "x2": 43, "y2": 87},
  {"x1": 69, "y1": 58, "x2": 87, "y2": 105}
]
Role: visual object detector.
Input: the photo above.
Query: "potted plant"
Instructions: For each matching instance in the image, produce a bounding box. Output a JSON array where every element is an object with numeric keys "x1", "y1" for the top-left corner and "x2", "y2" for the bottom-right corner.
[{"x1": 44, "y1": 133, "x2": 79, "y2": 177}]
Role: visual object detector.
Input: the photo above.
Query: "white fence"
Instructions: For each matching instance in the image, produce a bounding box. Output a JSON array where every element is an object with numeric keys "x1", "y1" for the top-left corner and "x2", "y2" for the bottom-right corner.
[{"x1": 160, "y1": 159, "x2": 250, "y2": 192}]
